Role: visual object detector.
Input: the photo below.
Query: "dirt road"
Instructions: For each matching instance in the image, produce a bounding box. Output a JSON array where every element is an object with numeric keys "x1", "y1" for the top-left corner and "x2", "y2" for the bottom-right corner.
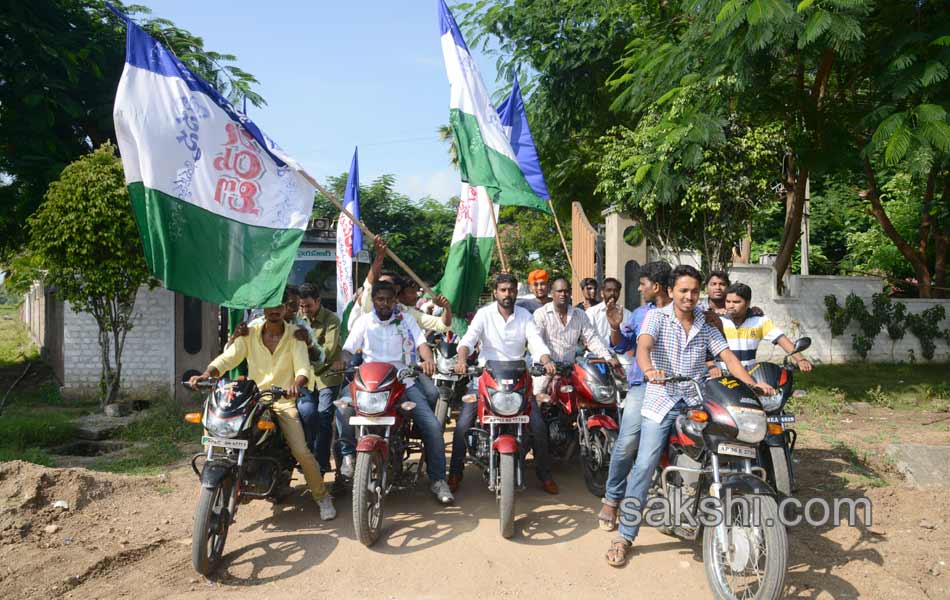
[{"x1": 2, "y1": 437, "x2": 947, "y2": 600}]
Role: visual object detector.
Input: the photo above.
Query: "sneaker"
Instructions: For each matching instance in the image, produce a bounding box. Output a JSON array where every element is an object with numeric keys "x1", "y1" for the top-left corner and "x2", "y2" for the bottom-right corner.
[
  {"x1": 430, "y1": 480, "x2": 455, "y2": 504},
  {"x1": 340, "y1": 454, "x2": 356, "y2": 480},
  {"x1": 317, "y1": 495, "x2": 336, "y2": 520}
]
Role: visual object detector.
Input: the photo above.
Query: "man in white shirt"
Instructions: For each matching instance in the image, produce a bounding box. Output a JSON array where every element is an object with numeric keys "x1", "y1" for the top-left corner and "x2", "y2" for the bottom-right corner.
[
  {"x1": 336, "y1": 280, "x2": 454, "y2": 504},
  {"x1": 586, "y1": 278, "x2": 632, "y2": 347},
  {"x1": 449, "y1": 273, "x2": 559, "y2": 494}
]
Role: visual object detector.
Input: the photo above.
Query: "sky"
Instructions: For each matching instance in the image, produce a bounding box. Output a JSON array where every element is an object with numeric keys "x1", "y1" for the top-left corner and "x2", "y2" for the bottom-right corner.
[{"x1": 145, "y1": 0, "x2": 503, "y2": 204}]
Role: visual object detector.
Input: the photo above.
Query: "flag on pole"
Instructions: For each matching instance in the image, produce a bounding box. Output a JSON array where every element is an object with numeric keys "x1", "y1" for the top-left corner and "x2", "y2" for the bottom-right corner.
[
  {"x1": 496, "y1": 78, "x2": 550, "y2": 201},
  {"x1": 433, "y1": 183, "x2": 498, "y2": 323},
  {"x1": 438, "y1": 0, "x2": 551, "y2": 214},
  {"x1": 110, "y1": 7, "x2": 315, "y2": 309},
  {"x1": 336, "y1": 147, "x2": 362, "y2": 317}
]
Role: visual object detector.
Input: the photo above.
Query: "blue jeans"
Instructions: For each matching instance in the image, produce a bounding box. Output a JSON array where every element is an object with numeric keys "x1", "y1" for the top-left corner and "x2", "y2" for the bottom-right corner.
[
  {"x1": 617, "y1": 400, "x2": 687, "y2": 542},
  {"x1": 296, "y1": 388, "x2": 333, "y2": 473},
  {"x1": 416, "y1": 374, "x2": 440, "y2": 408},
  {"x1": 604, "y1": 384, "x2": 646, "y2": 503},
  {"x1": 404, "y1": 383, "x2": 447, "y2": 482}
]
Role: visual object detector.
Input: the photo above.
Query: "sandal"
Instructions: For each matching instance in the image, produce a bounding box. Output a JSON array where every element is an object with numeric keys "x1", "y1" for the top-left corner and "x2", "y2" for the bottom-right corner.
[
  {"x1": 606, "y1": 537, "x2": 632, "y2": 567},
  {"x1": 598, "y1": 505, "x2": 617, "y2": 531}
]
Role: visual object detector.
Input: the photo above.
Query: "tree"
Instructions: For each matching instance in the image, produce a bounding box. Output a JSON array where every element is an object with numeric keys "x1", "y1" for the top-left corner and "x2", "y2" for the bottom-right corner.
[
  {"x1": 312, "y1": 174, "x2": 457, "y2": 284},
  {"x1": 0, "y1": 0, "x2": 263, "y2": 259},
  {"x1": 497, "y1": 206, "x2": 571, "y2": 278},
  {"x1": 605, "y1": 0, "x2": 949, "y2": 296},
  {"x1": 24, "y1": 143, "x2": 155, "y2": 406}
]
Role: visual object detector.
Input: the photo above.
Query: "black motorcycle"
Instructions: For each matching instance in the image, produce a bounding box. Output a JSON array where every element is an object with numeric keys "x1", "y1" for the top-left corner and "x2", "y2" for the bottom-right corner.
[
  {"x1": 653, "y1": 374, "x2": 788, "y2": 599},
  {"x1": 748, "y1": 337, "x2": 811, "y2": 496},
  {"x1": 429, "y1": 335, "x2": 472, "y2": 429},
  {"x1": 181, "y1": 370, "x2": 297, "y2": 575}
]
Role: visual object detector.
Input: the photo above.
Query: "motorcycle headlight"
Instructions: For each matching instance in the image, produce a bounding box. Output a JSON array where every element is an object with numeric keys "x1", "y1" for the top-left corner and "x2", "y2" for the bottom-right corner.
[
  {"x1": 588, "y1": 382, "x2": 615, "y2": 405},
  {"x1": 437, "y1": 355, "x2": 455, "y2": 374},
  {"x1": 758, "y1": 392, "x2": 784, "y2": 413},
  {"x1": 356, "y1": 391, "x2": 389, "y2": 415},
  {"x1": 204, "y1": 411, "x2": 243, "y2": 438},
  {"x1": 490, "y1": 391, "x2": 522, "y2": 416},
  {"x1": 727, "y1": 405, "x2": 767, "y2": 443}
]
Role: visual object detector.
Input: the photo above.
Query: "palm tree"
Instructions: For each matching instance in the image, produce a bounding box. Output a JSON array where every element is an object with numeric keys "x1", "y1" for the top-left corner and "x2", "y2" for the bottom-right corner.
[{"x1": 437, "y1": 125, "x2": 459, "y2": 169}]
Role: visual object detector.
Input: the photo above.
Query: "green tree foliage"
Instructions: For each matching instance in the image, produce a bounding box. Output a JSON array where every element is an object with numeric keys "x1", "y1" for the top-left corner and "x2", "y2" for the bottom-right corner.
[
  {"x1": 312, "y1": 175, "x2": 457, "y2": 284},
  {"x1": 457, "y1": 0, "x2": 643, "y2": 216},
  {"x1": 24, "y1": 143, "x2": 155, "y2": 406},
  {"x1": 0, "y1": 0, "x2": 263, "y2": 258},
  {"x1": 497, "y1": 206, "x2": 571, "y2": 279}
]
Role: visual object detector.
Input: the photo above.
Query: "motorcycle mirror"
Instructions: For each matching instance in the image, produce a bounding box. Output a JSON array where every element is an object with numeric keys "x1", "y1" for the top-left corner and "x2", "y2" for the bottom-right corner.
[
  {"x1": 792, "y1": 337, "x2": 812, "y2": 354},
  {"x1": 180, "y1": 369, "x2": 202, "y2": 388}
]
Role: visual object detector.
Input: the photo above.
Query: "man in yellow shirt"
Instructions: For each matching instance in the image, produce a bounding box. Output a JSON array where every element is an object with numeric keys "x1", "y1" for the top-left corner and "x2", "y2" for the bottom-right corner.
[{"x1": 190, "y1": 290, "x2": 336, "y2": 521}]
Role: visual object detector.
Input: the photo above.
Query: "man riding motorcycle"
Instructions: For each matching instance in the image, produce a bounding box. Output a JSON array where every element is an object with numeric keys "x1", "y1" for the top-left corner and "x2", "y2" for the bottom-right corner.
[
  {"x1": 189, "y1": 289, "x2": 336, "y2": 521},
  {"x1": 334, "y1": 280, "x2": 455, "y2": 504}
]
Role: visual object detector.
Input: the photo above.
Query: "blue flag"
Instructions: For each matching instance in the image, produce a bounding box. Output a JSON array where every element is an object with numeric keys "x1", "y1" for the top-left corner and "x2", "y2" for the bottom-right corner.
[{"x1": 496, "y1": 78, "x2": 550, "y2": 201}]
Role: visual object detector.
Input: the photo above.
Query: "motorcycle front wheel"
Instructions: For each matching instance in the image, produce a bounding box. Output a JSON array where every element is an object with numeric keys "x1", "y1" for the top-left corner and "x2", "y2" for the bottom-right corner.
[
  {"x1": 435, "y1": 388, "x2": 451, "y2": 430},
  {"x1": 497, "y1": 452, "x2": 516, "y2": 539},
  {"x1": 580, "y1": 427, "x2": 617, "y2": 497},
  {"x1": 192, "y1": 477, "x2": 233, "y2": 576},
  {"x1": 703, "y1": 494, "x2": 787, "y2": 600},
  {"x1": 353, "y1": 450, "x2": 385, "y2": 546}
]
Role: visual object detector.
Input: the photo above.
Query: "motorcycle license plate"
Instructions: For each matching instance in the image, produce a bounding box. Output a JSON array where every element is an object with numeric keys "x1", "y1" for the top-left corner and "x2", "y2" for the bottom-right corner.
[
  {"x1": 767, "y1": 415, "x2": 796, "y2": 424},
  {"x1": 349, "y1": 416, "x2": 396, "y2": 426},
  {"x1": 482, "y1": 415, "x2": 529, "y2": 424},
  {"x1": 201, "y1": 436, "x2": 248, "y2": 450},
  {"x1": 718, "y1": 443, "x2": 756, "y2": 459}
]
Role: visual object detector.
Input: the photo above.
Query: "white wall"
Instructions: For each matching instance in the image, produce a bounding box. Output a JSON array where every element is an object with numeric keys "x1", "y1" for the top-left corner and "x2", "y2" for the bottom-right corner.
[
  {"x1": 725, "y1": 265, "x2": 950, "y2": 364},
  {"x1": 62, "y1": 286, "x2": 176, "y2": 397}
]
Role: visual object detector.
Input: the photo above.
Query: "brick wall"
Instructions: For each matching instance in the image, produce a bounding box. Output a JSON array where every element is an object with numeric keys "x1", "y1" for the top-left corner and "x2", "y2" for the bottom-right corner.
[{"x1": 61, "y1": 286, "x2": 176, "y2": 397}]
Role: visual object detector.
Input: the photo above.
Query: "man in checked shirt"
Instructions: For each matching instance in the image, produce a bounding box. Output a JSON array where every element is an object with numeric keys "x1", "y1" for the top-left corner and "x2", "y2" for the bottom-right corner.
[{"x1": 605, "y1": 265, "x2": 775, "y2": 567}]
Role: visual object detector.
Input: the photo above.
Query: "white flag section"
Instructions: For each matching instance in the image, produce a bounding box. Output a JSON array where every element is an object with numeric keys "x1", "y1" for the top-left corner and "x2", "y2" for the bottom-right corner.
[
  {"x1": 112, "y1": 14, "x2": 315, "y2": 308},
  {"x1": 433, "y1": 183, "x2": 498, "y2": 318},
  {"x1": 336, "y1": 217, "x2": 355, "y2": 315}
]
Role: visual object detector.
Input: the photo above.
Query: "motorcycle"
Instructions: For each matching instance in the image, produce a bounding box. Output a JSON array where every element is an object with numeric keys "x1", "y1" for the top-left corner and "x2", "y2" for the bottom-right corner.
[
  {"x1": 181, "y1": 371, "x2": 296, "y2": 576},
  {"x1": 461, "y1": 360, "x2": 545, "y2": 539},
  {"x1": 338, "y1": 362, "x2": 430, "y2": 546},
  {"x1": 748, "y1": 337, "x2": 812, "y2": 496},
  {"x1": 429, "y1": 335, "x2": 471, "y2": 429},
  {"x1": 652, "y1": 374, "x2": 787, "y2": 599},
  {"x1": 537, "y1": 357, "x2": 626, "y2": 497}
]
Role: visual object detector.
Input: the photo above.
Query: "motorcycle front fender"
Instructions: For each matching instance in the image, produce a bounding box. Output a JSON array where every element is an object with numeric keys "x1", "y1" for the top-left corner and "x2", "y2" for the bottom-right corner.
[
  {"x1": 356, "y1": 434, "x2": 389, "y2": 459},
  {"x1": 720, "y1": 472, "x2": 779, "y2": 498},
  {"x1": 586, "y1": 414, "x2": 619, "y2": 431},
  {"x1": 492, "y1": 434, "x2": 519, "y2": 455},
  {"x1": 200, "y1": 460, "x2": 236, "y2": 489}
]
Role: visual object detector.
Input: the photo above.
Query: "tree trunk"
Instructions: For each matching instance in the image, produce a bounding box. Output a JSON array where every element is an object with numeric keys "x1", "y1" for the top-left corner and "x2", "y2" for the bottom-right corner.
[
  {"x1": 773, "y1": 166, "x2": 808, "y2": 294},
  {"x1": 935, "y1": 234, "x2": 948, "y2": 299}
]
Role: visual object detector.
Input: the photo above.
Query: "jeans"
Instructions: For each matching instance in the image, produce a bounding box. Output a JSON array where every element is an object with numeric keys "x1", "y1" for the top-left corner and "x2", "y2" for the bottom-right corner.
[
  {"x1": 403, "y1": 383, "x2": 447, "y2": 482},
  {"x1": 449, "y1": 393, "x2": 551, "y2": 481},
  {"x1": 415, "y1": 374, "x2": 440, "y2": 409},
  {"x1": 617, "y1": 400, "x2": 687, "y2": 542},
  {"x1": 334, "y1": 382, "x2": 356, "y2": 461},
  {"x1": 603, "y1": 384, "x2": 646, "y2": 504},
  {"x1": 296, "y1": 388, "x2": 332, "y2": 473}
]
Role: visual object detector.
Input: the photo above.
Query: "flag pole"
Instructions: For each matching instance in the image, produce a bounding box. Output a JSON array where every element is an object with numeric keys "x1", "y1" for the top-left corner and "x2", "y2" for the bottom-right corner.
[
  {"x1": 486, "y1": 193, "x2": 510, "y2": 273},
  {"x1": 548, "y1": 198, "x2": 575, "y2": 278},
  {"x1": 303, "y1": 173, "x2": 437, "y2": 299}
]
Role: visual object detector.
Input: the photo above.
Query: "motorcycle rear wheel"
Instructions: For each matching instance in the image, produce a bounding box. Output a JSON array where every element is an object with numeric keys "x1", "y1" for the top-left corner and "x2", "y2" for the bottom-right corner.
[
  {"x1": 192, "y1": 478, "x2": 233, "y2": 576},
  {"x1": 353, "y1": 450, "x2": 385, "y2": 547},
  {"x1": 498, "y1": 453, "x2": 516, "y2": 539},
  {"x1": 703, "y1": 494, "x2": 787, "y2": 600}
]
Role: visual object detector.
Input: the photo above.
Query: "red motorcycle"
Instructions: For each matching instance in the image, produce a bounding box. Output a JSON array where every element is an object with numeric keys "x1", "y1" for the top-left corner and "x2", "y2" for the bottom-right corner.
[
  {"x1": 537, "y1": 357, "x2": 625, "y2": 496},
  {"x1": 462, "y1": 360, "x2": 544, "y2": 539},
  {"x1": 341, "y1": 362, "x2": 426, "y2": 546}
]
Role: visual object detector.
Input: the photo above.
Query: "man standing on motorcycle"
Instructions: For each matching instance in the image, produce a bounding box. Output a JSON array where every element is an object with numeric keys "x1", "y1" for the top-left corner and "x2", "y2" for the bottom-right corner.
[
  {"x1": 720, "y1": 283, "x2": 813, "y2": 372},
  {"x1": 450, "y1": 273, "x2": 558, "y2": 494},
  {"x1": 586, "y1": 278, "x2": 631, "y2": 348},
  {"x1": 606, "y1": 265, "x2": 775, "y2": 567},
  {"x1": 516, "y1": 269, "x2": 553, "y2": 313},
  {"x1": 190, "y1": 289, "x2": 336, "y2": 521},
  {"x1": 576, "y1": 277, "x2": 600, "y2": 311},
  {"x1": 597, "y1": 261, "x2": 671, "y2": 531},
  {"x1": 336, "y1": 280, "x2": 455, "y2": 505},
  {"x1": 698, "y1": 270, "x2": 730, "y2": 314}
]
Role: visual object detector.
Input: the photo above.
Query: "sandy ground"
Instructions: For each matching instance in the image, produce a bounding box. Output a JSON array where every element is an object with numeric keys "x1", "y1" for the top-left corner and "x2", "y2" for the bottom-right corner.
[{"x1": 1, "y1": 408, "x2": 948, "y2": 600}]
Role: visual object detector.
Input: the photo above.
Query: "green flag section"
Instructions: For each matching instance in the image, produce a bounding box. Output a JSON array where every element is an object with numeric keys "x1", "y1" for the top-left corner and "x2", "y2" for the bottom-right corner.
[
  {"x1": 434, "y1": 183, "x2": 497, "y2": 328},
  {"x1": 439, "y1": 1, "x2": 551, "y2": 214},
  {"x1": 112, "y1": 15, "x2": 315, "y2": 308}
]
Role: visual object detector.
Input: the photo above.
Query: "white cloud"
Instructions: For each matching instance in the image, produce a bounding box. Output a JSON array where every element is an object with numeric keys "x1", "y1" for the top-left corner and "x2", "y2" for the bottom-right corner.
[{"x1": 398, "y1": 169, "x2": 461, "y2": 203}]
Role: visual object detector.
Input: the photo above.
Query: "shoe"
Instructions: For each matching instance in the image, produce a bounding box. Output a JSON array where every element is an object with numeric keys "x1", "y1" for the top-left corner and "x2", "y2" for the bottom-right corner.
[
  {"x1": 541, "y1": 479, "x2": 559, "y2": 495},
  {"x1": 340, "y1": 454, "x2": 356, "y2": 480},
  {"x1": 447, "y1": 473, "x2": 462, "y2": 493},
  {"x1": 317, "y1": 495, "x2": 336, "y2": 520},
  {"x1": 430, "y1": 480, "x2": 455, "y2": 504}
]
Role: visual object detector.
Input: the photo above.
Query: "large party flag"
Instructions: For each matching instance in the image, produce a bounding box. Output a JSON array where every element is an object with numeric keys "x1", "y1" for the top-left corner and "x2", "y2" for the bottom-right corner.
[
  {"x1": 496, "y1": 78, "x2": 550, "y2": 201},
  {"x1": 438, "y1": 0, "x2": 551, "y2": 214},
  {"x1": 336, "y1": 148, "x2": 362, "y2": 317},
  {"x1": 110, "y1": 6, "x2": 315, "y2": 308}
]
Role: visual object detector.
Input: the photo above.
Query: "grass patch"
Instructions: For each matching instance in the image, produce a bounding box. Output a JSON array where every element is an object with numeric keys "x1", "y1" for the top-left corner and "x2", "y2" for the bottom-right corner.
[
  {"x1": 0, "y1": 303, "x2": 38, "y2": 366},
  {"x1": 795, "y1": 363, "x2": 950, "y2": 414},
  {"x1": 93, "y1": 400, "x2": 198, "y2": 474}
]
